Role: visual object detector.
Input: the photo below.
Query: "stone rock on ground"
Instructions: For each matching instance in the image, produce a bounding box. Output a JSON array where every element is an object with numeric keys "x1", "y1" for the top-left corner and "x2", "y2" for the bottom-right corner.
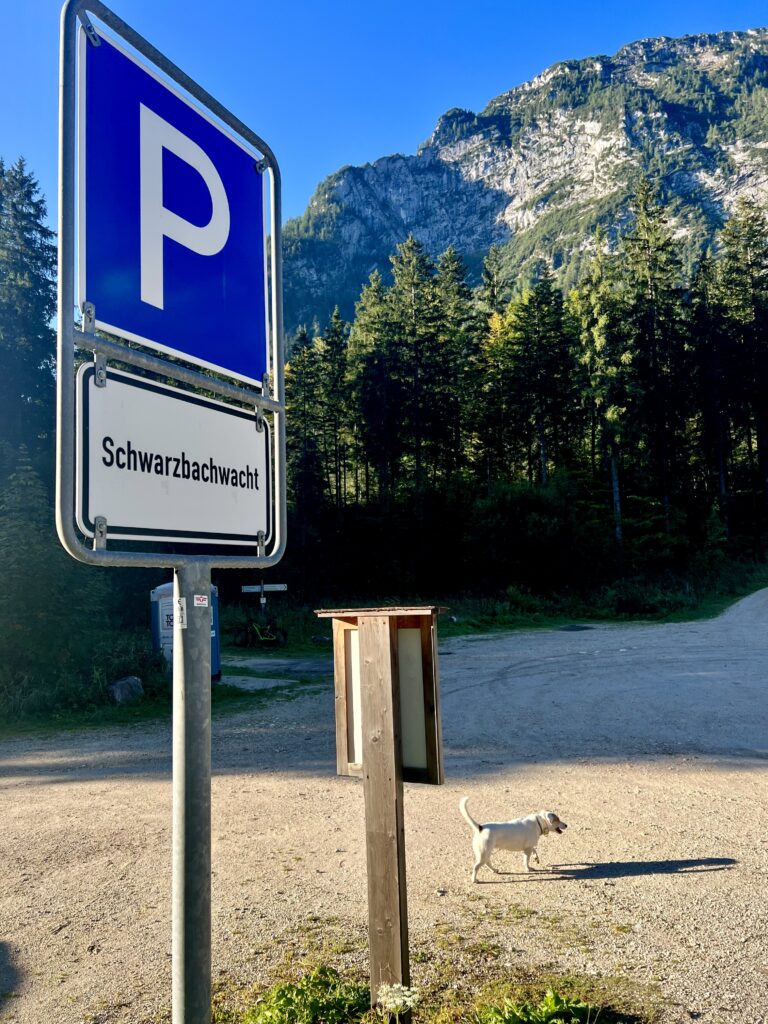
[{"x1": 107, "y1": 675, "x2": 144, "y2": 705}]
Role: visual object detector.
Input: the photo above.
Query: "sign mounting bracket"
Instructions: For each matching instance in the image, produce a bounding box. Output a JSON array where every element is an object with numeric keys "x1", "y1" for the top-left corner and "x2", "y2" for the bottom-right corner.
[{"x1": 78, "y1": 9, "x2": 101, "y2": 45}]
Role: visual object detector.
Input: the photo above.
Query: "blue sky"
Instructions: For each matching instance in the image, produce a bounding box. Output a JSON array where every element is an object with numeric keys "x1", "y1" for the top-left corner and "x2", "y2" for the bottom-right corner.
[{"x1": 3, "y1": 0, "x2": 767, "y2": 224}]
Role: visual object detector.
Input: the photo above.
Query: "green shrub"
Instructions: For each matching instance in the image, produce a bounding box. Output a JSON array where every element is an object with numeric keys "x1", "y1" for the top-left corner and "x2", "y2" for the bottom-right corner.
[
  {"x1": 243, "y1": 966, "x2": 370, "y2": 1024},
  {"x1": 0, "y1": 628, "x2": 168, "y2": 721},
  {"x1": 475, "y1": 989, "x2": 598, "y2": 1024},
  {"x1": 596, "y1": 576, "x2": 696, "y2": 618},
  {"x1": 91, "y1": 630, "x2": 170, "y2": 701},
  {"x1": 505, "y1": 585, "x2": 547, "y2": 615}
]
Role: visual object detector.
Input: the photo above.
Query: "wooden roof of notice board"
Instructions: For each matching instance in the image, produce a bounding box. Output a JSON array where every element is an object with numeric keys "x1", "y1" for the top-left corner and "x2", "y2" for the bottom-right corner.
[{"x1": 315, "y1": 606, "x2": 448, "y2": 618}]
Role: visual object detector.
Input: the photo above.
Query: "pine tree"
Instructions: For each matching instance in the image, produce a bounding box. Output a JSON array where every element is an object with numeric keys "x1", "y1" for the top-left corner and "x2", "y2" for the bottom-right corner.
[
  {"x1": 315, "y1": 308, "x2": 350, "y2": 511},
  {"x1": 621, "y1": 179, "x2": 690, "y2": 520},
  {"x1": 387, "y1": 236, "x2": 444, "y2": 490},
  {"x1": 569, "y1": 233, "x2": 635, "y2": 556},
  {"x1": 474, "y1": 309, "x2": 519, "y2": 484},
  {"x1": 435, "y1": 246, "x2": 479, "y2": 479},
  {"x1": 347, "y1": 271, "x2": 402, "y2": 503},
  {"x1": 284, "y1": 325, "x2": 324, "y2": 513},
  {"x1": 0, "y1": 158, "x2": 57, "y2": 464},
  {"x1": 480, "y1": 244, "x2": 508, "y2": 317},
  {"x1": 505, "y1": 270, "x2": 579, "y2": 485},
  {"x1": 690, "y1": 251, "x2": 732, "y2": 522}
]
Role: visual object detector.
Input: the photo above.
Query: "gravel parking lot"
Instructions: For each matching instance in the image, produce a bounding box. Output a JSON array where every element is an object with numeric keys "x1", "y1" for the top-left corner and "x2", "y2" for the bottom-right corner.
[{"x1": 1, "y1": 591, "x2": 767, "y2": 1023}]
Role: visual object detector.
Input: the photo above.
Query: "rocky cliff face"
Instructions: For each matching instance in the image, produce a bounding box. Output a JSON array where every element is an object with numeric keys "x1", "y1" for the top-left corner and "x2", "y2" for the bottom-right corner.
[{"x1": 283, "y1": 29, "x2": 768, "y2": 332}]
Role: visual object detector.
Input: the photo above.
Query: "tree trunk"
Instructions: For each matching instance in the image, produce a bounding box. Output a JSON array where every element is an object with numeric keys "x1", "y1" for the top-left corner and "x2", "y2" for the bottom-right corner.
[
  {"x1": 610, "y1": 447, "x2": 625, "y2": 568},
  {"x1": 754, "y1": 411, "x2": 768, "y2": 520},
  {"x1": 537, "y1": 418, "x2": 548, "y2": 485},
  {"x1": 716, "y1": 415, "x2": 730, "y2": 540}
]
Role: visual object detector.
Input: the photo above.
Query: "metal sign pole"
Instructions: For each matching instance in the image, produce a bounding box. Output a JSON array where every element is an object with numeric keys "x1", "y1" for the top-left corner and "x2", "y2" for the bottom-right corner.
[{"x1": 172, "y1": 563, "x2": 212, "y2": 1024}]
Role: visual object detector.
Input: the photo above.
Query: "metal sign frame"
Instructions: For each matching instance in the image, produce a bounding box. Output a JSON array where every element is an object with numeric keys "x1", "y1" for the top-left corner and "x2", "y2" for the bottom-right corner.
[{"x1": 57, "y1": 0, "x2": 286, "y2": 571}]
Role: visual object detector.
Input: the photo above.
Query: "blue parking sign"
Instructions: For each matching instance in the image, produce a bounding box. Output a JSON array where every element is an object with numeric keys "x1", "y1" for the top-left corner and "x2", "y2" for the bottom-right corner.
[{"x1": 80, "y1": 29, "x2": 268, "y2": 386}]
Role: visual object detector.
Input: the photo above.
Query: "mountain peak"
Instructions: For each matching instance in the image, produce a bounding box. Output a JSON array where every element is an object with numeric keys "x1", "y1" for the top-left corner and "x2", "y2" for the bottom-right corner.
[{"x1": 284, "y1": 27, "x2": 768, "y2": 333}]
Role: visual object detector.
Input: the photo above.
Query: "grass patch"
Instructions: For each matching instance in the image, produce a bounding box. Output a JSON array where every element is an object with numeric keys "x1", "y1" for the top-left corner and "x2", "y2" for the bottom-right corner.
[
  {"x1": 231, "y1": 966, "x2": 369, "y2": 1024},
  {"x1": 188, "y1": 912, "x2": 662, "y2": 1024},
  {"x1": 475, "y1": 989, "x2": 603, "y2": 1023},
  {"x1": 203, "y1": 960, "x2": 659, "y2": 1024},
  {"x1": 468, "y1": 972, "x2": 657, "y2": 1024},
  {"x1": 221, "y1": 663, "x2": 328, "y2": 681}
]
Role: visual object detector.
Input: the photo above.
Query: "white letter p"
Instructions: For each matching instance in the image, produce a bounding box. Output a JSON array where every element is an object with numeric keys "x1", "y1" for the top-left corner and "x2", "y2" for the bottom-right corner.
[{"x1": 139, "y1": 104, "x2": 230, "y2": 310}]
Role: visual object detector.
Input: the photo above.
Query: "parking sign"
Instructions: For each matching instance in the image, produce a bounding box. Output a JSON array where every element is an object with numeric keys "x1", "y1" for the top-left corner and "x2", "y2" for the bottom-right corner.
[
  {"x1": 80, "y1": 28, "x2": 269, "y2": 386},
  {"x1": 59, "y1": 6, "x2": 287, "y2": 1024}
]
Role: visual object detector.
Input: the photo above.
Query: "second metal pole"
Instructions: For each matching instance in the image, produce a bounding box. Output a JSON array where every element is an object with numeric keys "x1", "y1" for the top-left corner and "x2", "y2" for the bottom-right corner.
[{"x1": 172, "y1": 563, "x2": 212, "y2": 1024}]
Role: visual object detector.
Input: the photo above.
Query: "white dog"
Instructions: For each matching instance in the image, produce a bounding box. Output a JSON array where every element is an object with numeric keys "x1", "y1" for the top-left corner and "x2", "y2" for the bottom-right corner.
[{"x1": 459, "y1": 797, "x2": 568, "y2": 882}]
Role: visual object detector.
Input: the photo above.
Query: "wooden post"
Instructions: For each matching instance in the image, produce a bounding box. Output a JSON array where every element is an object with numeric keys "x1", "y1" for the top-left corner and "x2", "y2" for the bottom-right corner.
[
  {"x1": 316, "y1": 605, "x2": 446, "y2": 1007},
  {"x1": 358, "y1": 614, "x2": 410, "y2": 996}
]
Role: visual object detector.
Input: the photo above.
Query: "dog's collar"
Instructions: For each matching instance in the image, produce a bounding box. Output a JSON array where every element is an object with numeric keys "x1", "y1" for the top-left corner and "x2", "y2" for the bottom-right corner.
[{"x1": 537, "y1": 816, "x2": 546, "y2": 835}]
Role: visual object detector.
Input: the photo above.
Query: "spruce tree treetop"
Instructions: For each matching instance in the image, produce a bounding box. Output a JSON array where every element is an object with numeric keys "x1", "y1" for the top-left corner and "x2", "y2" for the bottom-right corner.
[{"x1": 0, "y1": 157, "x2": 57, "y2": 456}]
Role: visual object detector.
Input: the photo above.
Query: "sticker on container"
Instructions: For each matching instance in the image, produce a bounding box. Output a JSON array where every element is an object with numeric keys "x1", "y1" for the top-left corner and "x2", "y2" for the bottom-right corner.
[{"x1": 194, "y1": 595, "x2": 209, "y2": 607}]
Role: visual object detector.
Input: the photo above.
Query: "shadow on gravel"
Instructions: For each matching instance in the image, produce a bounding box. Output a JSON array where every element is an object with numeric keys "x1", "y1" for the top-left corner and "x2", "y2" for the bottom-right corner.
[
  {"x1": 552, "y1": 857, "x2": 737, "y2": 878},
  {"x1": 0, "y1": 942, "x2": 22, "y2": 1008},
  {"x1": 477, "y1": 857, "x2": 736, "y2": 883}
]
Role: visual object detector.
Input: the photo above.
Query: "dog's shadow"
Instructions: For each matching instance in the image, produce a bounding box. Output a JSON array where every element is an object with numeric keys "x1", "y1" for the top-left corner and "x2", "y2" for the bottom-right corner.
[{"x1": 479, "y1": 857, "x2": 736, "y2": 882}]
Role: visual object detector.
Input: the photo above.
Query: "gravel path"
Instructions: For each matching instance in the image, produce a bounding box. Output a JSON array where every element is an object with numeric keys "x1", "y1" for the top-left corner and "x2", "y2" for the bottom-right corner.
[{"x1": 1, "y1": 592, "x2": 767, "y2": 1024}]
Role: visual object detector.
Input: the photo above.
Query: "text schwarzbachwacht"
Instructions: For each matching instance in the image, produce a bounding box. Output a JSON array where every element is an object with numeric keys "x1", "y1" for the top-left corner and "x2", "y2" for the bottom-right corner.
[{"x1": 101, "y1": 436, "x2": 260, "y2": 490}]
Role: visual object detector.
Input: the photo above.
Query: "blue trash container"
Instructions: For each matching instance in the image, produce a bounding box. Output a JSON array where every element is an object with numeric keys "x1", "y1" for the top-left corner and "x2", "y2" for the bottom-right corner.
[{"x1": 150, "y1": 581, "x2": 221, "y2": 681}]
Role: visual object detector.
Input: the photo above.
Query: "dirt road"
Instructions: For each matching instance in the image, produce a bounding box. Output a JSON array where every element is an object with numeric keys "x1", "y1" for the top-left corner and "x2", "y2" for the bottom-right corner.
[{"x1": 1, "y1": 592, "x2": 767, "y2": 1023}]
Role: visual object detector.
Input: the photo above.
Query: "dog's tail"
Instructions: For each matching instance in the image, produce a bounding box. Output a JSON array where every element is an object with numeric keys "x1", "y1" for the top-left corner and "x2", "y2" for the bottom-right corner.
[{"x1": 459, "y1": 796, "x2": 481, "y2": 833}]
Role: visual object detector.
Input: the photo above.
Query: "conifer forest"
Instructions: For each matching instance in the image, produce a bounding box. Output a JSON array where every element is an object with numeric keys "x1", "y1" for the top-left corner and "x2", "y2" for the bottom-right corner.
[
  {"x1": 2, "y1": 155, "x2": 768, "y2": 715},
  {"x1": 285, "y1": 180, "x2": 768, "y2": 602}
]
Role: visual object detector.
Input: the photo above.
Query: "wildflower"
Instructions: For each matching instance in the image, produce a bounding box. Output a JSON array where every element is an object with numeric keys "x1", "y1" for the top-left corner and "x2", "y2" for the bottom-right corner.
[{"x1": 376, "y1": 982, "x2": 420, "y2": 1022}]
